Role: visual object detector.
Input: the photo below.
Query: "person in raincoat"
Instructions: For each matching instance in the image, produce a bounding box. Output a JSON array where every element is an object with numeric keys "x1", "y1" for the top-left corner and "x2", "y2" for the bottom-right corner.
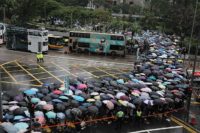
[
  {"x1": 115, "y1": 109, "x2": 124, "y2": 131},
  {"x1": 135, "y1": 107, "x2": 142, "y2": 128}
]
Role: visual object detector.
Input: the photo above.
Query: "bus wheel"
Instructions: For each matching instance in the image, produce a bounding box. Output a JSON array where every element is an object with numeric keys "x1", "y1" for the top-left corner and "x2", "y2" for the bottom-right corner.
[
  {"x1": 77, "y1": 48, "x2": 82, "y2": 53},
  {"x1": 111, "y1": 51, "x2": 117, "y2": 57},
  {"x1": 69, "y1": 46, "x2": 73, "y2": 53}
]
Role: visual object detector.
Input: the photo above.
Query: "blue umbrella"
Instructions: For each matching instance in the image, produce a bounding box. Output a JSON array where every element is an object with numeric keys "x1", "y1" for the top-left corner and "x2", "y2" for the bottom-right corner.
[
  {"x1": 14, "y1": 122, "x2": 29, "y2": 130},
  {"x1": 117, "y1": 79, "x2": 124, "y2": 84},
  {"x1": 31, "y1": 98, "x2": 40, "y2": 104},
  {"x1": 46, "y1": 111, "x2": 56, "y2": 119},
  {"x1": 82, "y1": 102, "x2": 92, "y2": 107},
  {"x1": 73, "y1": 95, "x2": 85, "y2": 102},
  {"x1": 14, "y1": 115, "x2": 25, "y2": 120},
  {"x1": 59, "y1": 96, "x2": 69, "y2": 100},
  {"x1": 52, "y1": 99, "x2": 63, "y2": 103},
  {"x1": 23, "y1": 89, "x2": 36, "y2": 96}
]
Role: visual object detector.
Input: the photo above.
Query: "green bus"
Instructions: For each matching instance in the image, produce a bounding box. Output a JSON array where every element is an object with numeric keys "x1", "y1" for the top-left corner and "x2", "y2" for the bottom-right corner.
[{"x1": 68, "y1": 31, "x2": 126, "y2": 56}]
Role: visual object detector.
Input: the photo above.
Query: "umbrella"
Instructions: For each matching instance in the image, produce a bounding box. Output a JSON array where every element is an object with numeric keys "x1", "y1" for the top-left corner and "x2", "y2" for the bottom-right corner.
[
  {"x1": 31, "y1": 98, "x2": 40, "y2": 104},
  {"x1": 95, "y1": 100, "x2": 102, "y2": 108},
  {"x1": 8, "y1": 101, "x2": 18, "y2": 105},
  {"x1": 116, "y1": 92, "x2": 125, "y2": 99},
  {"x1": 37, "y1": 101, "x2": 47, "y2": 106},
  {"x1": 0, "y1": 122, "x2": 19, "y2": 133},
  {"x1": 78, "y1": 106, "x2": 88, "y2": 114},
  {"x1": 34, "y1": 111, "x2": 44, "y2": 117},
  {"x1": 55, "y1": 103, "x2": 65, "y2": 112},
  {"x1": 59, "y1": 87, "x2": 65, "y2": 91},
  {"x1": 23, "y1": 90, "x2": 36, "y2": 96},
  {"x1": 127, "y1": 102, "x2": 136, "y2": 109},
  {"x1": 9, "y1": 106, "x2": 19, "y2": 112},
  {"x1": 103, "y1": 100, "x2": 114, "y2": 110},
  {"x1": 75, "y1": 90, "x2": 82, "y2": 95},
  {"x1": 82, "y1": 103, "x2": 92, "y2": 107},
  {"x1": 14, "y1": 95, "x2": 24, "y2": 102},
  {"x1": 144, "y1": 100, "x2": 154, "y2": 106},
  {"x1": 88, "y1": 106, "x2": 99, "y2": 114},
  {"x1": 64, "y1": 90, "x2": 73, "y2": 96},
  {"x1": 117, "y1": 79, "x2": 124, "y2": 84},
  {"x1": 133, "y1": 98, "x2": 142, "y2": 105},
  {"x1": 94, "y1": 95, "x2": 101, "y2": 100},
  {"x1": 71, "y1": 100, "x2": 80, "y2": 107},
  {"x1": 14, "y1": 115, "x2": 25, "y2": 120},
  {"x1": 43, "y1": 96, "x2": 52, "y2": 102},
  {"x1": 43, "y1": 104, "x2": 54, "y2": 111},
  {"x1": 118, "y1": 100, "x2": 128, "y2": 107},
  {"x1": 46, "y1": 111, "x2": 56, "y2": 119},
  {"x1": 30, "y1": 88, "x2": 39, "y2": 92},
  {"x1": 77, "y1": 84, "x2": 87, "y2": 90},
  {"x1": 36, "y1": 93, "x2": 44, "y2": 99},
  {"x1": 141, "y1": 87, "x2": 152, "y2": 93},
  {"x1": 90, "y1": 92, "x2": 99, "y2": 96},
  {"x1": 59, "y1": 96, "x2": 69, "y2": 100},
  {"x1": 35, "y1": 105, "x2": 44, "y2": 111},
  {"x1": 14, "y1": 122, "x2": 29, "y2": 130},
  {"x1": 56, "y1": 112, "x2": 66, "y2": 120},
  {"x1": 71, "y1": 108, "x2": 82, "y2": 116},
  {"x1": 13, "y1": 108, "x2": 26, "y2": 116},
  {"x1": 53, "y1": 90, "x2": 63, "y2": 95},
  {"x1": 40, "y1": 89, "x2": 49, "y2": 95},
  {"x1": 120, "y1": 95, "x2": 130, "y2": 101},
  {"x1": 36, "y1": 116, "x2": 45, "y2": 125},
  {"x1": 52, "y1": 99, "x2": 63, "y2": 103},
  {"x1": 87, "y1": 98, "x2": 96, "y2": 102},
  {"x1": 73, "y1": 95, "x2": 85, "y2": 102}
]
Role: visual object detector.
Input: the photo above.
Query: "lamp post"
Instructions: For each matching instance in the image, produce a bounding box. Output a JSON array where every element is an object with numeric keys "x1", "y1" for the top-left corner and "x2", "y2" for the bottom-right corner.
[
  {"x1": 188, "y1": 0, "x2": 198, "y2": 58},
  {"x1": 0, "y1": 69, "x2": 3, "y2": 121},
  {"x1": 186, "y1": 43, "x2": 199, "y2": 122}
]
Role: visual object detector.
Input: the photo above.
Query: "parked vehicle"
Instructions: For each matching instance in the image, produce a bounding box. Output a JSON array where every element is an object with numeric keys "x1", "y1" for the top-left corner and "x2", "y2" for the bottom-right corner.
[
  {"x1": 68, "y1": 31, "x2": 126, "y2": 56},
  {"x1": 6, "y1": 26, "x2": 48, "y2": 53}
]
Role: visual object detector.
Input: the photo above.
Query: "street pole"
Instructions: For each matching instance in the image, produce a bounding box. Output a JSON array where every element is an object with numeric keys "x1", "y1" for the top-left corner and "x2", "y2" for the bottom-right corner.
[
  {"x1": 0, "y1": 69, "x2": 3, "y2": 121},
  {"x1": 188, "y1": 0, "x2": 198, "y2": 58},
  {"x1": 71, "y1": 13, "x2": 73, "y2": 29},
  {"x1": 186, "y1": 43, "x2": 199, "y2": 122},
  {"x1": 3, "y1": 7, "x2": 5, "y2": 23}
]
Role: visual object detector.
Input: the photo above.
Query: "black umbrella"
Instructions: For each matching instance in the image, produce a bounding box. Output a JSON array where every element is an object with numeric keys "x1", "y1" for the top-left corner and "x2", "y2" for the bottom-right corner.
[
  {"x1": 95, "y1": 100, "x2": 102, "y2": 108},
  {"x1": 35, "y1": 105, "x2": 43, "y2": 111},
  {"x1": 165, "y1": 93, "x2": 174, "y2": 98},
  {"x1": 36, "y1": 93, "x2": 44, "y2": 99},
  {"x1": 55, "y1": 103, "x2": 66, "y2": 112},
  {"x1": 18, "y1": 101, "x2": 27, "y2": 107},
  {"x1": 71, "y1": 108, "x2": 82, "y2": 116},
  {"x1": 110, "y1": 81, "x2": 118, "y2": 87},
  {"x1": 43, "y1": 96, "x2": 52, "y2": 102},
  {"x1": 65, "y1": 109, "x2": 73, "y2": 120},
  {"x1": 71, "y1": 100, "x2": 79, "y2": 107},
  {"x1": 100, "y1": 94, "x2": 111, "y2": 100},
  {"x1": 40, "y1": 89, "x2": 49, "y2": 95},
  {"x1": 88, "y1": 106, "x2": 99, "y2": 115},
  {"x1": 153, "y1": 99, "x2": 165, "y2": 105},
  {"x1": 78, "y1": 106, "x2": 88, "y2": 114},
  {"x1": 133, "y1": 98, "x2": 142, "y2": 105},
  {"x1": 151, "y1": 95, "x2": 160, "y2": 99},
  {"x1": 13, "y1": 108, "x2": 25, "y2": 116}
]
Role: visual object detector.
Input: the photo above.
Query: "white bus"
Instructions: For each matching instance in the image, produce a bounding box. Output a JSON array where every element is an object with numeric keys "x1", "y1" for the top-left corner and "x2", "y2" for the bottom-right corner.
[
  {"x1": 6, "y1": 26, "x2": 48, "y2": 53},
  {"x1": 28, "y1": 29, "x2": 48, "y2": 53}
]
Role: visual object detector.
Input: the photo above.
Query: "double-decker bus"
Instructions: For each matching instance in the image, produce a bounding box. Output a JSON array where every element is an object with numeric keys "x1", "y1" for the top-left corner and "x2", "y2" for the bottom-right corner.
[
  {"x1": 68, "y1": 31, "x2": 126, "y2": 56},
  {"x1": 48, "y1": 34, "x2": 64, "y2": 50},
  {"x1": 6, "y1": 26, "x2": 48, "y2": 53}
]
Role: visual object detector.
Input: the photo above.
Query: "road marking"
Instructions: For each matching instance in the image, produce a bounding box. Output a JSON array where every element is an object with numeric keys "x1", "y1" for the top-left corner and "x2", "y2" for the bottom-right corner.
[
  {"x1": 36, "y1": 63, "x2": 63, "y2": 83},
  {"x1": 129, "y1": 126, "x2": 183, "y2": 133},
  {"x1": 0, "y1": 60, "x2": 16, "y2": 66},
  {"x1": 15, "y1": 61, "x2": 43, "y2": 85},
  {"x1": 0, "y1": 81, "x2": 42, "y2": 87},
  {"x1": 0, "y1": 65, "x2": 17, "y2": 82},
  {"x1": 94, "y1": 67, "x2": 118, "y2": 79},
  {"x1": 171, "y1": 116, "x2": 198, "y2": 133},
  {"x1": 51, "y1": 62, "x2": 77, "y2": 78},
  {"x1": 72, "y1": 64, "x2": 99, "y2": 78}
]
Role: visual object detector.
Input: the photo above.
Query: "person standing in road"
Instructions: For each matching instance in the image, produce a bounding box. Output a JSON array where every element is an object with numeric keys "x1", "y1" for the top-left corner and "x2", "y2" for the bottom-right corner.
[
  {"x1": 36, "y1": 53, "x2": 40, "y2": 63},
  {"x1": 39, "y1": 53, "x2": 44, "y2": 62}
]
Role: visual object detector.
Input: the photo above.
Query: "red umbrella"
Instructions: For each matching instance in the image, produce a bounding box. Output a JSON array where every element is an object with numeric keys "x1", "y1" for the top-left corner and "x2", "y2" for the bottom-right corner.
[{"x1": 53, "y1": 90, "x2": 63, "y2": 95}]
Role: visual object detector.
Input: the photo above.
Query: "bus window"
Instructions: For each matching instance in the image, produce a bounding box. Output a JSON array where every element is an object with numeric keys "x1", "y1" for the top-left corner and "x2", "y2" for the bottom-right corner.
[
  {"x1": 43, "y1": 42, "x2": 48, "y2": 46},
  {"x1": 111, "y1": 35, "x2": 117, "y2": 40},
  {"x1": 43, "y1": 32, "x2": 48, "y2": 36},
  {"x1": 78, "y1": 42, "x2": 90, "y2": 48},
  {"x1": 117, "y1": 36, "x2": 124, "y2": 41},
  {"x1": 110, "y1": 45, "x2": 125, "y2": 50}
]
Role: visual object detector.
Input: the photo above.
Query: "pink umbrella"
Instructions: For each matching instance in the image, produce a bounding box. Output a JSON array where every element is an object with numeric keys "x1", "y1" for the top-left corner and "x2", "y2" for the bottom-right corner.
[
  {"x1": 53, "y1": 90, "x2": 63, "y2": 95},
  {"x1": 103, "y1": 100, "x2": 114, "y2": 110},
  {"x1": 43, "y1": 104, "x2": 54, "y2": 111},
  {"x1": 77, "y1": 84, "x2": 87, "y2": 90},
  {"x1": 133, "y1": 90, "x2": 141, "y2": 94},
  {"x1": 36, "y1": 116, "x2": 46, "y2": 125},
  {"x1": 171, "y1": 90, "x2": 179, "y2": 93}
]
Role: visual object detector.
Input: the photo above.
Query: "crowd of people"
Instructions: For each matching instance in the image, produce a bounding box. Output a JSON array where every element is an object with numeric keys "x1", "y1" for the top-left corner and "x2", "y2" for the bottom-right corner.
[{"x1": 0, "y1": 31, "x2": 189, "y2": 133}]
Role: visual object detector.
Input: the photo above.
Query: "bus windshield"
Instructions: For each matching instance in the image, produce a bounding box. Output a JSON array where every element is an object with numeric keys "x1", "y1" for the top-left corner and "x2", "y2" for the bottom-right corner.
[{"x1": 49, "y1": 36, "x2": 64, "y2": 45}]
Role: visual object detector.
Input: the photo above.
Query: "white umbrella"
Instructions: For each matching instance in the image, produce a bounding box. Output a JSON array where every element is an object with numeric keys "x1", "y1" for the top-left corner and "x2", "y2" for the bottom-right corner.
[
  {"x1": 9, "y1": 106, "x2": 20, "y2": 111},
  {"x1": 116, "y1": 92, "x2": 125, "y2": 99}
]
